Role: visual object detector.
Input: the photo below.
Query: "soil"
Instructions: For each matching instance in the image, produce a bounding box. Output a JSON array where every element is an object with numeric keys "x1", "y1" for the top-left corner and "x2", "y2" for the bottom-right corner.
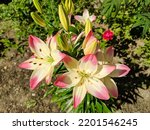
[
  {"x1": 0, "y1": 49, "x2": 59, "y2": 112},
  {"x1": 0, "y1": 48, "x2": 150, "y2": 113}
]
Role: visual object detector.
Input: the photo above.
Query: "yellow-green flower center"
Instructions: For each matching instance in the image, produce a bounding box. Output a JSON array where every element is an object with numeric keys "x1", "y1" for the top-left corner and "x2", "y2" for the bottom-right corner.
[
  {"x1": 47, "y1": 56, "x2": 54, "y2": 63},
  {"x1": 79, "y1": 71, "x2": 89, "y2": 78}
]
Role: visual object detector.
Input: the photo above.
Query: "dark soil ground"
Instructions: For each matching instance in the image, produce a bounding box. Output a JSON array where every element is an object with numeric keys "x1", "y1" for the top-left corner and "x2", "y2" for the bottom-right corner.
[
  {"x1": 0, "y1": 49, "x2": 59, "y2": 112},
  {"x1": 0, "y1": 48, "x2": 150, "y2": 113}
]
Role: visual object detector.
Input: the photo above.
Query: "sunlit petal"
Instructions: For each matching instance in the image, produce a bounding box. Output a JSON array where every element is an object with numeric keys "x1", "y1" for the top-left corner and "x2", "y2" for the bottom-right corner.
[
  {"x1": 29, "y1": 35, "x2": 50, "y2": 58},
  {"x1": 73, "y1": 83, "x2": 87, "y2": 108},
  {"x1": 45, "y1": 66, "x2": 54, "y2": 84},
  {"x1": 51, "y1": 50, "x2": 66, "y2": 65},
  {"x1": 86, "y1": 78, "x2": 109, "y2": 100},
  {"x1": 95, "y1": 65, "x2": 116, "y2": 79},
  {"x1": 109, "y1": 64, "x2": 130, "y2": 77},
  {"x1": 82, "y1": 31, "x2": 94, "y2": 48},
  {"x1": 30, "y1": 64, "x2": 51, "y2": 90},
  {"x1": 18, "y1": 57, "x2": 47, "y2": 70},
  {"x1": 50, "y1": 33, "x2": 59, "y2": 50},
  {"x1": 54, "y1": 72, "x2": 81, "y2": 88},
  {"x1": 79, "y1": 54, "x2": 98, "y2": 74}
]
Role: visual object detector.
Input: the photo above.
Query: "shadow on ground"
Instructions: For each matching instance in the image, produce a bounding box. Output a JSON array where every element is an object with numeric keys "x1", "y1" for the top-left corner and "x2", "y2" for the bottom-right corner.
[{"x1": 106, "y1": 38, "x2": 150, "y2": 112}]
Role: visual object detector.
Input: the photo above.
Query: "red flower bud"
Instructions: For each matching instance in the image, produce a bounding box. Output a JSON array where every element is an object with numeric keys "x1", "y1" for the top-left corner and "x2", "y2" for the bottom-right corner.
[{"x1": 102, "y1": 30, "x2": 114, "y2": 41}]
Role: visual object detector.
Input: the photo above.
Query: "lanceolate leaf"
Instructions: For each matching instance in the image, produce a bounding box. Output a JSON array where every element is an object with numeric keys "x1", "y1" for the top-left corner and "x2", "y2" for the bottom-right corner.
[{"x1": 101, "y1": 0, "x2": 123, "y2": 18}]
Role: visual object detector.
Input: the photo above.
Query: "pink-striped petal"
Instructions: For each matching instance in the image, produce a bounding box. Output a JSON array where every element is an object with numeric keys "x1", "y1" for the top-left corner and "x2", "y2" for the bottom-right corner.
[
  {"x1": 18, "y1": 57, "x2": 46, "y2": 70},
  {"x1": 104, "y1": 77, "x2": 118, "y2": 98},
  {"x1": 29, "y1": 35, "x2": 50, "y2": 58},
  {"x1": 82, "y1": 31, "x2": 94, "y2": 48},
  {"x1": 89, "y1": 15, "x2": 96, "y2": 22},
  {"x1": 95, "y1": 65, "x2": 116, "y2": 79},
  {"x1": 73, "y1": 83, "x2": 87, "y2": 108},
  {"x1": 51, "y1": 50, "x2": 66, "y2": 65},
  {"x1": 109, "y1": 64, "x2": 130, "y2": 77},
  {"x1": 83, "y1": 38, "x2": 97, "y2": 55},
  {"x1": 45, "y1": 66, "x2": 54, "y2": 84},
  {"x1": 54, "y1": 72, "x2": 81, "y2": 88},
  {"x1": 50, "y1": 33, "x2": 59, "y2": 50},
  {"x1": 63, "y1": 55, "x2": 78, "y2": 70},
  {"x1": 105, "y1": 46, "x2": 114, "y2": 63},
  {"x1": 79, "y1": 54, "x2": 98, "y2": 74},
  {"x1": 30, "y1": 64, "x2": 51, "y2": 90},
  {"x1": 86, "y1": 78, "x2": 110, "y2": 100},
  {"x1": 74, "y1": 15, "x2": 85, "y2": 23}
]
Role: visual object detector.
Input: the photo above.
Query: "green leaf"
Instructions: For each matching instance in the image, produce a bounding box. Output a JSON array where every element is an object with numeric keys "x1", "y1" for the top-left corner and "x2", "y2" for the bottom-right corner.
[
  {"x1": 101, "y1": 0, "x2": 123, "y2": 18},
  {"x1": 101, "y1": 101, "x2": 111, "y2": 113},
  {"x1": 69, "y1": 25, "x2": 78, "y2": 34},
  {"x1": 96, "y1": 100, "x2": 102, "y2": 112}
]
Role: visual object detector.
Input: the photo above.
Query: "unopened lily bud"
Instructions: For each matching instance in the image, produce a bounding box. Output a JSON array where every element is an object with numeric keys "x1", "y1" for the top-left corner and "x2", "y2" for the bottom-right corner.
[
  {"x1": 57, "y1": 35, "x2": 69, "y2": 51},
  {"x1": 82, "y1": 31, "x2": 97, "y2": 55},
  {"x1": 65, "y1": 0, "x2": 74, "y2": 14},
  {"x1": 31, "y1": 12, "x2": 46, "y2": 27},
  {"x1": 85, "y1": 19, "x2": 92, "y2": 35},
  {"x1": 33, "y1": 0, "x2": 42, "y2": 13},
  {"x1": 58, "y1": 4, "x2": 69, "y2": 31}
]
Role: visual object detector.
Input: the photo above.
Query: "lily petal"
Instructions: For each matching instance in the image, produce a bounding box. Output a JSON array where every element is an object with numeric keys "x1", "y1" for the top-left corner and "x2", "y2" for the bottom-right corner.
[
  {"x1": 95, "y1": 49, "x2": 105, "y2": 63},
  {"x1": 82, "y1": 31, "x2": 94, "y2": 48},
  {"x1": 105, "y1": 46, "x2": 114, "y2": 63},
  {"x1": 109, "y1": 64, "x2": 130, "y2": 77},
  {"x1": 89, "y1": 15, "x2": 96, "y2": 22},
  {"x1": 50, "y1": 33, "x2": 59, "y2": 50},
  {"x1": 18, "y1": 57, "x2": 46, "y2": 70},
  {"x1": 86, "y1": 78, "x2": 109, "y2": 100},
  {"x1": 104, "y1": 77, "x2": 118, "y2": 98},
  {"x1": 51, "y1": 50, "x2": 66, "y2": 65},
  {"x1": 63, "y1": 55, "x2": 78, "y2": 70},
  {"x1": 45, "y1": 66, "x2": 54, "y2": 84},
  {"x1": 73, "y1": 83, "x2": 87, "y2": 108},
  {"x1": 83, "y1": 38, "x2": 97, "y2": 55},
  {"x1": 79, "y1": 54, "x2": 98, "y2": 74},
  {"x1": 74, "y1": 15, "x2": 85, "y2": 23},
  {"x1": 54, "y1": 72, "x2": 81, "y2": 88},
  {"x1": 95, "y1": 65, "x2": 116, "y2": 79},
  {"x1": 29, "y1": 35, "x2": 50, "y2": 58},
  {"x1": 83, "y1": 9, "x2": 89, "y2": 20},
  {"x1": 30, "y1": 64, "x2": 51, "y2": 90}
]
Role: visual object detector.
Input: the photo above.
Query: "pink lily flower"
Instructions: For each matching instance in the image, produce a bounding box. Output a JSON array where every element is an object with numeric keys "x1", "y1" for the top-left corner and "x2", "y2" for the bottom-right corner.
[
  {"x1": 19, "y1": 35, "x2": 65, "y2": 90},
  {"x1": 96, "y1": 46, "x2": 130, "y2": 98},
  {"x1": 54, "y1": 54, "x2": 116, "y2": 108},
  {"x1": 74, "y1": 9, "x2": 96, "y2": 24}
]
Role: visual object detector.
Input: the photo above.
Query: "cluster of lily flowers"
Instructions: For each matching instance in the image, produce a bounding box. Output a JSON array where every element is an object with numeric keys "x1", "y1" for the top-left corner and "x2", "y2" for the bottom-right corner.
[{"x1": 19, "y1": 0, "x2": 130, "y2": 109}]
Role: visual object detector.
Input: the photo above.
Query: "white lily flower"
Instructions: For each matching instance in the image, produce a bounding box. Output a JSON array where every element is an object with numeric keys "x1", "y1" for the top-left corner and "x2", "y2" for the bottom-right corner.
[
  {"x1": 54, "y1": 54, "x2": 115, "y2": 108},
  {"x1": 74, "y1": 9, "x2": 96, "y2": 24},
  {"x1": 19, "y1": 35, "x2": 65, "y2": 90}
]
